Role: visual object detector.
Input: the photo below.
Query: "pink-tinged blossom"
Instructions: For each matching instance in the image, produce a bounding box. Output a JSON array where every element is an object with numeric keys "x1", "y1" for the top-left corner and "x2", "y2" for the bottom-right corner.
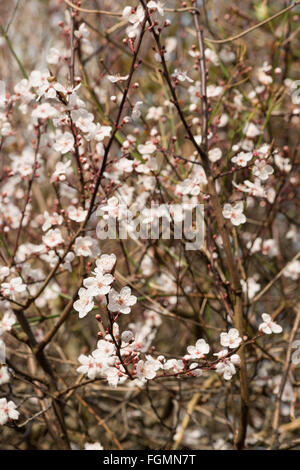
[
  {"x1": 92, "y1": 124, "x2": 112, "y2": 142},
  {"x1": 283, "y1": 260, "x2": 300, "y2": 280},
  {"x1": 0, "y1": 398, "x2": 19, "y2": 425},
  {"x1": 74, "y1": 236, "x2": 100, "y2": 257},
  {"x1": 73, "y1": 288, "x2": 94, "y2": 318},
  {"x1": 243, "y1": 122, "x2": 260, "y2": 138},
  {"x1": 53, "y1": 132, "x2": 74, "y2": 154},
  {"x1": 1, "y1": 277, "x2": 26, "y2": 298},
  {"x1": 71, "y1": 108, "x2": 94, "y2": 133},
  {"x1": 0, "y1": 366, "x2": 10, "y2": 385},
  {"x1": 105, "y1": 366, "x2": 126, "y2": 387},
  {"x1": 0, "y1": 312, "x2": 16, "y2": 335},
  {"x1": 172, "y1": 69, "x2": 194, "y2": 83},
  {"x1": 52, "y1": 160, "x2": 72, "y2": 182},
  {"x1": 107, "y1": 74, "x2": 129, "y2": 83},
  {"x1": 147, "y1": 1, "x2": 164, "y2": 16},
  {"x1": 215, "y1": 354, "x2": 240, "y2": 380},
  {"x1": 68, "y1": 206, "x2": 88, "y2": 223},
  {"x1": 186, "y1": 339, "x2": 210, "y2": 359},
  {"x1": 222, "y1": 202, "x2": 246, "y2": 226},
  {"x1": 208, "y1": 148, "x2": 222, "y2": 163},
  {"x1": 231, "y1": 151, "x2": 253, "y2": 167},
  {"x1": 83, "y1": 273, "x2": 114, "y2": 297},
  {"x1": 137, "y1": 141, "x2": 156, "y2": 155},
  {"x1": 136, "y1": 358, "x2": 160, "y2": 380},
  {"x1": 42, "y1": 228, "x2": 64, "y2": 248},
  {"x1": 122, "y1": 6, "x2": 145, "y2": 38},
  {"x1": 94, "y1": 254, "x2": 117, "y2": 275},
  {"x1": 42, "y1": 211, "x2": 63, "y2": 232},
  {"x1": 31, "y1": 103, "x2": 58, "y2": 121},
  {"x1": 77, "y1": 353, "x2": 105, "y2": 379},
  {"x1": 74, "y1": 23, "x2": 90, "y2": 40},
  {"x1": 252, "y1": 160, "x2": 274, "y2": 180},
  {"x1": 96, "y1": 339, "x2": 116, "y2": 357},
  {"x1": 259, "y1": 313, "x2": 282, "y2": 335},
  {"x1": 164, "y1": 359, "x2": 185, "y2": 373},
  {"x1": 108, "y1": 287, "x2": 137, "y2": 314},
  {"x1": 0, "y1": 267, "x2": 9, "y2": 281},
  {"x1": 220, "y1": 328, "x2": 242, "y2": 349}
]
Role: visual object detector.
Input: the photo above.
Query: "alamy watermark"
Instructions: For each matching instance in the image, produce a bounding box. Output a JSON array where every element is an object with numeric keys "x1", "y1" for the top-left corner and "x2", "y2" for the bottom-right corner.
[
  {"x1": 292, "y1": 340, "x2": 300, "y2": 366},
  {"x1": 96, "y1": 202, "x2": 205, "y2": 250},
  {"x1": 0, "y1": 340, "x2": 6, "y2": 364},
  {"x1": 290, "y1": 80, "x2": 300, "y2": 105}
]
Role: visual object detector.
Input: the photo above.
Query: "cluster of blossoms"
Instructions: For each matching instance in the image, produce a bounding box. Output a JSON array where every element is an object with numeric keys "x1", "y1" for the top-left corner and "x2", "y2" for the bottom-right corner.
[
  {"x1": 0, "y1": 310, "x2": 18, "y2": 423},
  {"x1": 0, "y1": 0, "x2": 299, "y2": 451},
  {"x1": 75, "y1": 254, "x2": 283, "y2": 386}
]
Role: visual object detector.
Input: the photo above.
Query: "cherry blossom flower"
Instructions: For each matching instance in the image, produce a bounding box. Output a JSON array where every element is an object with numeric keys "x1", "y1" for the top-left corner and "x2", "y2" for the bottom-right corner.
[
  {"x1": 108, "y1": 287, "x2": 137, "y2": 314},
  {"x1": 0, "y1": 398, "x2": 19, "y2": 425},
  {"x1": 208, "y1": 148, "x2": 222, "y2": 163},
  {"x1": 105, "y1": 365, "x2": 127, "y2": 386},
  {"x1": 74, "y1": 23, "x2": 90, "y2": 40},
  {"x1": 94, "y1": 254, "x2": 117, "y2": 275},
  {"x1": 83, "y1": 272, "x2": 114, "y2": 296},
  {"x1": 31, "y1": 103, "x2": 58, "y2": 121},
  {"x1": 42, "y1": 211, "x2": 63, "y2": 232},
  {"x1": 73, "y1": 288, "x2": 94, "y2": 318},
  {"x1": 257, "y1": 62, "x2": 273, "y2": 85},
  {"x1": 231, "y1": 151, "x2": 253, "y2": 167},
  {"x1": 68, "y1": 206, "x2": 88, "y2": 223},
  {"x1": 1, "y1": 277, "x2": 26, "y2": 298},
  {"x1": 77, "y1": 353, "x2": 101, "y2": 379},
  {"x1": 147, "y1": 1, "x2": 164, "y2": 16},
  {"x1": 53, "y1": 132, "x2": 74, "y2": 154},
  {"x1": 92, "y1": 124, "x2": 112, "y2": 142},
  {"x1": 207, "y1": 85, "x2": 223, "y2": 98},
  {"x1": 220, "y1": 328, "x2": 242, "y2": 349},
  {"x1": 71, "y1": 108, "x2": 94, "y2": 133},
  {"x1": 74, "y1": 236, "x2": 100, "y2": 257},
  {"x1": 248, "y1": 238, "x2": 279, "y2": 257},
  {"x1": 42, "y1": 228, "x2": 64, "y2": 248},
  {"x1": 96, "y1": 339, "x2": 116, "y2": 357},
  {"x1": 172, "y1": 69, "x2": 194, "y2": 83},
  {"x1": 259, "y1": 313, "x2": 282, "y2": 335},
  {"x1": 164, "y1": 359, "x2": 185, "y2": 373},
  {"x1": 0, "y1": 267, "x2": 9, "y2": 281},
  {"x1": 136, "y1": 358, "x2": 160, "y2": 380},
  {"x1": 122, "y1": 6, "x2": 145, "y2": 38},
  {"x1": 186, "y1": 339, "x2": 210, "y2": 359},
  {"x1": 0, "y1": 312, "x2": 16, "y2": 335},
  {"x1": 241, "y1": 277, "x2": 261, "y2": 300},
  {"x1": 215, "y1": 354, "x2": 240, "y2": 380},
  {"x1": 243, "y1": 122, "x2": 260, "y2": 138},
  {"x1": 0, "y1": 366, "x2": 10, "y2": 385},
  {"x1": 46, "y1": 47, "x2": 60, "y2": 65},
  {"x1": 219, "y1": 47, "x2": 235, "y2": 63},
  {"x1": 222, "y1": 201, "x2": 246, "y2": 226},
  {"x1": 283, "y1": 260, "x2": 300, "y2": 280},
  {"x1": 146, "y1": 106, "x2": 164, "y2": 121},
  {"x1": 52, "y1": 160, "x2": 72, "y2": 182},
  {"x1": 204, "y1": 48, "x2": 219, "y2": 65},
  {"x1": 137, "y1": 141, "x2": 156, "y2": 155},
  {"x1": 252, "y1": 160, "x2": 274, "y2": 180},
  {"x1": 131, "y1": 101, "x2": 143, "y2": 121},
  {"x1": 107, "y1": 74, "x2": 129, "y2": 83},
  {"x1": 189, "y1": 364, "x2": 203, "y2": 377},
  {"x1": 274, "y1": 153, "x2": 292, "y2": 173}
]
